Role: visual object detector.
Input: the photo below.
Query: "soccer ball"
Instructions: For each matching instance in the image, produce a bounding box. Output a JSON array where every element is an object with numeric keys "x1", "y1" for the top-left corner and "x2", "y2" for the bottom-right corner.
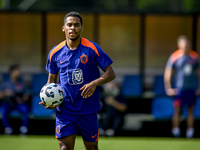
[{"x1": 40, "y1": 83, "x2": 64, "y2": 107}]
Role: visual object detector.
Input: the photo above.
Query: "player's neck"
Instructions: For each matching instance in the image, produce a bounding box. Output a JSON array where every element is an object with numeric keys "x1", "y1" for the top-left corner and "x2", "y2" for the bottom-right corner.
[
  {"x1": 10, "y1": 76, "x2": 18, "y2": 83},
  {"x1": 180, "y1": 48, "x2": 190, "y2": 55},
  {"x1": 66, "y1": 37, "x2": 81, "y2": 50}
]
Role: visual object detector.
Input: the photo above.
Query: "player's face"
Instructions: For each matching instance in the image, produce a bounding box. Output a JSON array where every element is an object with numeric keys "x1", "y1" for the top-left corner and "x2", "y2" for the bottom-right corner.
[
  {"x1": 11, "y1": 68, "x2": 21, "y2": 79},
  {"x1": 63, "y1": 16, "x2": 83, "y2": 41},
  {"x1": 178, "y1": 39, "x2": 190, "y2": 52}
]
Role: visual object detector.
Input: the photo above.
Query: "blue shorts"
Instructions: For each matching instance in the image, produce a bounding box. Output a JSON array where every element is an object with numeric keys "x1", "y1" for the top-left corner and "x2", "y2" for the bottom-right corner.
[
  {"x1": 55, "y1": 112, "x2": 99, "y2": 142},
  {"x1": 174, "y1": 89, "x2": 196, "y2": 108}
]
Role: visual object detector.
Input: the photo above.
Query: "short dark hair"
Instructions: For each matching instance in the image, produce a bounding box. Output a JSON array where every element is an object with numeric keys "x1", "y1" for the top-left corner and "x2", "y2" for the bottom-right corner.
[
  {"x1": 177, "y1": 35, "x2": 190, "y2": 43},
  {"x1": 63, "y1": 11, "x2": 83, "y2": 26},
  {"x1": 9, "y1": 64, "x2": 20, "y2": 74}
]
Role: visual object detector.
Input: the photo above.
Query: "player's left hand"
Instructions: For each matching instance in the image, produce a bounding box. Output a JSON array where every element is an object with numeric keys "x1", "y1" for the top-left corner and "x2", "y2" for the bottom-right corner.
[
  {"x1": 80, "y1": 81, "x2": 97, "y2": 98},
  {"x1": 39, "y1": 102, "x2": 59, "y2": 110}
]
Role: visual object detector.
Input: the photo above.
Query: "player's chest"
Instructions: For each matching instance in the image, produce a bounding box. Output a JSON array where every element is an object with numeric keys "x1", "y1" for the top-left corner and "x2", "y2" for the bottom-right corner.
[
  {"x1": 175, "y1": 57, "x2": 197, "y2": 75},
  {"x1": 56, "y1": 50, "x2": 93, "y2": 69},
  {"x1": 175, "y1": 56, "x2": 196, "y2": 68}
]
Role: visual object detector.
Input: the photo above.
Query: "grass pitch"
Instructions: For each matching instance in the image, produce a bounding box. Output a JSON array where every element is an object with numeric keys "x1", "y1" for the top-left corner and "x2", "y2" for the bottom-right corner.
[{"x1": 0, "y1": 135, "x2": 200, "y2": 150}]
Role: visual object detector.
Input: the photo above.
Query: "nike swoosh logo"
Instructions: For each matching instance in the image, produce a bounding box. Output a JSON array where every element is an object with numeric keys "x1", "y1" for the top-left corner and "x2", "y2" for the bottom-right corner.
[
  {"x1": 60, "y1": 60, "x2": 67, "y2": 64},
  {"x1": 92, "y1": 134, "x2": 98, "y2": 138}
]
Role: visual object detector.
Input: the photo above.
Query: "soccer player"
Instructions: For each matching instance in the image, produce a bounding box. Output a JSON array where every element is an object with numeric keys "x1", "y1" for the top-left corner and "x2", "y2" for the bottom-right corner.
[
  {"x1": 0, "y1": 64, "x2": 29, "y2": 135},
  {"x1": 164, "y1": 35, "x2": 200, "y2": 138},
  {"x1": 39, "y1": 12, "x2": 115, "y2": 150}
]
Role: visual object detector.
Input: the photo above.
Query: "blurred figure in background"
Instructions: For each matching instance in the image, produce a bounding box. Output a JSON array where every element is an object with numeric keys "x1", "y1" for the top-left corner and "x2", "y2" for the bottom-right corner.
[
  {"x1": 164, "y1": 35, "x2": 200, "y2": 138},
  {"x1": 99, "y1": 81, "x2": 127, "y2": 136},
  {"x1": 0, "y1": 64, "x2": 29, "y2": 135}
]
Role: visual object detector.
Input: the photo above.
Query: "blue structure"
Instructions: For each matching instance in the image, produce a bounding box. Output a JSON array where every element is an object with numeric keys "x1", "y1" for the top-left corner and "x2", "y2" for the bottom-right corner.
[{"x1": 121, "y1": 75, "x2": 142, "y2": 98}]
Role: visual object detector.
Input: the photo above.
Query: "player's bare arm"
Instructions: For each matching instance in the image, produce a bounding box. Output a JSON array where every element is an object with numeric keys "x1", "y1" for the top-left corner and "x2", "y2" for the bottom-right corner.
[
  {"x1": 39, "y1": 73, "x2": 58, "y2": 109},
  {"x1": 47, "y1": 73, "x2": 57, "y2": 83},
  {"x1": 164, "y1": 67, "x2": 177, "y2": 96},
  {"x1": 80, "y1": 65, "x2": 115, "y2": 98},
  {"x1": 105, "y1": 96, "x2": 127, "y2": 112}
]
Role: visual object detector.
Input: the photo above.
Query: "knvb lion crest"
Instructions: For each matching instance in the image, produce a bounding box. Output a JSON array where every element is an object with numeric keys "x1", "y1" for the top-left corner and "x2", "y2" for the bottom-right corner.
[
  {"x1": 80, "y1": 55, "x2": 88, "y2": 64},
  {"x1": 67, "y1": 68, "x2": 84, "y2": 85}
]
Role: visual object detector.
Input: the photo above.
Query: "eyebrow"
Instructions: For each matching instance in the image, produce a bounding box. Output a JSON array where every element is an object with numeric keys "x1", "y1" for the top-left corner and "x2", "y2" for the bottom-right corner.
[{"x1": 66, "y1": 22, "x2": 80, "y2": 24}]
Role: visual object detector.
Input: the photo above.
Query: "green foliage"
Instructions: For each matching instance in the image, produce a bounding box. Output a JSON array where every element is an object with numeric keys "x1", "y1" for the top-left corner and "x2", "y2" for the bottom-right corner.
[
  {"x1": 3, "y1": 0, "x2": 200, "y2": 13},
  {"x1": 136, "y1": 0, "x2": 166, "y2": 10},
  {"x1": 0, "y1": 0, "x2": 4, "y2": 9},
  {"x1": 97, "y1": 0, "x2": 130, "y2": 10},
  {"x1": 182, "y1": 0, "x2": 194, "y2": 12}
]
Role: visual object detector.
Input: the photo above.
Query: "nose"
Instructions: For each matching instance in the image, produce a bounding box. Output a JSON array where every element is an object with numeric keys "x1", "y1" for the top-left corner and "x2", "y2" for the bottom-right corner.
[{"x1": 71, "y1": 25, "x2": 75, "y2": 30}]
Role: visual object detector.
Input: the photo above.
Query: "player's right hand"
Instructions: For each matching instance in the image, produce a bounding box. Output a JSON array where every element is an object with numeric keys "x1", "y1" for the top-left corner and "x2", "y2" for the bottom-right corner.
[
  {"x1": 166, "y1": 88, "x2": 178, "y2": 96},
  {"x1": 39, "y1": 102, "x2": 58, "y2": 110}
]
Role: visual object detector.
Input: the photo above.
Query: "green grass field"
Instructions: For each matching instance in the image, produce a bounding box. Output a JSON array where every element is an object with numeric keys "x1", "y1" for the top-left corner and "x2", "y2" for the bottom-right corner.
[{"x1": 0, "y1": 135, "x2": 200, "y2": 150}]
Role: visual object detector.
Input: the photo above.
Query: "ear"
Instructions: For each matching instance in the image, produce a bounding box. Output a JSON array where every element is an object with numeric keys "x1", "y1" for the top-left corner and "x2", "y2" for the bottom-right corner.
[
  {"x1": 81, "y1": 25, "x2": 84, "y2": 32},
  {"x1": 62, "y1": 26, "x2": 65, "y2": 32}
]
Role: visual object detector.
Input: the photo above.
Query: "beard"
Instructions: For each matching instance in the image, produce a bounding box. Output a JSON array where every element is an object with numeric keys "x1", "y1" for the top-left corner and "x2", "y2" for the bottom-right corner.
[
  {"x1": 69, "y1": 35, "x2": 79, "y2": 41},
  {"x1": 68, "y1": 31, "x2": 80, "y2": 41}
]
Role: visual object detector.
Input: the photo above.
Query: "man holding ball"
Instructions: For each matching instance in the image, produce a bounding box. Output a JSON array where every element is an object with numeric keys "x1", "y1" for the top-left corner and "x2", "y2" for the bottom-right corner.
[{"x1": 40, "y1": 11, "x2": 115, "y2": 150}]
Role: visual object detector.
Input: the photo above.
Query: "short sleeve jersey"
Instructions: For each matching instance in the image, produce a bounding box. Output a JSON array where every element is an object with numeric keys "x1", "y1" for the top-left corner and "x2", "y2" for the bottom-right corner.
[
  {"x1": 46, "y1": 37, "x2": 113, "y2": 115},
  {"x1": 166, "y1": 49, "x2": 199, "y2": 90}
]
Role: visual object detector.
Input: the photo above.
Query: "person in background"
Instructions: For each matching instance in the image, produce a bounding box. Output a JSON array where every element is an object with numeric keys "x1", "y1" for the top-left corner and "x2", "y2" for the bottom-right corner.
[
  {"x1": 0, "y1": 64, "x2": 29, "y2": 135},
  {"x1": 99, "y1": 81, "x2": 127, "y2": 137},
  {"x1": 164, "y1": 35, "x2": 200, "y2": 138}
]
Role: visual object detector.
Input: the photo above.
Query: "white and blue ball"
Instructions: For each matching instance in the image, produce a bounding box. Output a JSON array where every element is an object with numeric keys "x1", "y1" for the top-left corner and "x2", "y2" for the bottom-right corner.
[{"x1": 40, "y1": 83, "x2": 64, "y2": 107}]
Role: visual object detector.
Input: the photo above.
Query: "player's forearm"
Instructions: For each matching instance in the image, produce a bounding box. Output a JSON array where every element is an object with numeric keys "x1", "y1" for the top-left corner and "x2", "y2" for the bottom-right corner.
[
  {"x1": 164, "y1": 78, "x2": 172, "y2": 90},
  {"x1": 92, "y1": 65, "x2": 115, "y2": 86},
  {"x1": 111, "y1": 100, "x2": 127, "y2": 112},
  {"x1": 92, "y1": 74, "x2": 115, "y2": 87},
  {"x1": 164, "y1": 68, "x2": 173, "y2": 90},
  {"x1": 47, "y1": 73, "x2": 58, "y2": 84}
]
